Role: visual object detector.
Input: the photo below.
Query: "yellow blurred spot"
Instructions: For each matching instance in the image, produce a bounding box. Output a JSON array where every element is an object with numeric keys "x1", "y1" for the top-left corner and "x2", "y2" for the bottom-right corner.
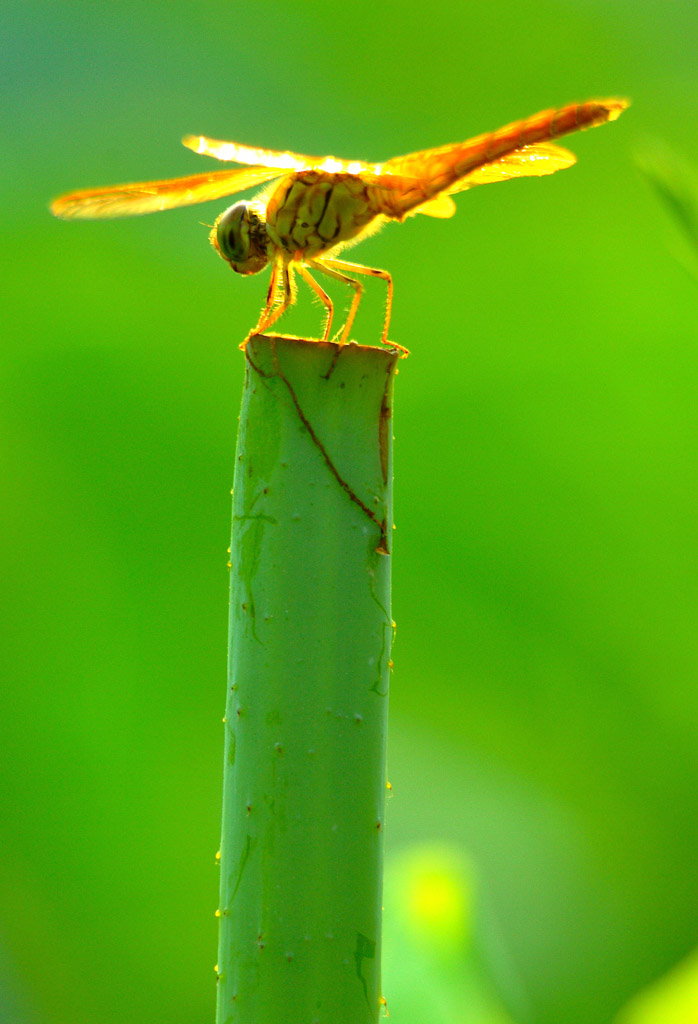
[
  {"x1": 397, "y1": 847, "x2": 474, "y2": 951},
  {"x1": 409, "y1": 871, "x2": 462, "y2": 933},
  {"x1": 215, "y1": 851, "x2": 221, "y2": 862},
  {"x1": 615, "y1": 948, "x2": 698, "y2": 1024},
  {"x1": 214, "y1": 963, "x2": 219, "y2": 973},
  {"x1": 215, "y1": 909, "x2": 221, "y2": 917}
]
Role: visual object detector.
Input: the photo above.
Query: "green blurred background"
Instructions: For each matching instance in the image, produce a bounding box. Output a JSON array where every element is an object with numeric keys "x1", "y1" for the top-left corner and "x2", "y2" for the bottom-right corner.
[{"x1": 2, "y1": 0, "x2": 696, "y2": 1022}]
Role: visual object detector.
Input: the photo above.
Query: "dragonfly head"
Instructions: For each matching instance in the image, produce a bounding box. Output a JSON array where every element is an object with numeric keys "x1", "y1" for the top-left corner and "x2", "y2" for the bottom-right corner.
[{"x1": 211, "y1": 201, "x2": 270, "y2": 275}]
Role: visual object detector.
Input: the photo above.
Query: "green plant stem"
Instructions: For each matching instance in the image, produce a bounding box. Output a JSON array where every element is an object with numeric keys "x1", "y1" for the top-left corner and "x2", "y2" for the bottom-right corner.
[{"x1": 217, "y1": 334, "x2": 398, "y2": 1024}]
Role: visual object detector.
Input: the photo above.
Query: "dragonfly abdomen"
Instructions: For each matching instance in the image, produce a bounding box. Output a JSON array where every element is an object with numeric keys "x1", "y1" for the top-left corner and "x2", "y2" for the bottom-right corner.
[
  {"x1": 265, "y1": 171, "x2": 377, "y2": 258},
  {"x1": 391, "y1": 98, "x2": 628, "y2": 215}
]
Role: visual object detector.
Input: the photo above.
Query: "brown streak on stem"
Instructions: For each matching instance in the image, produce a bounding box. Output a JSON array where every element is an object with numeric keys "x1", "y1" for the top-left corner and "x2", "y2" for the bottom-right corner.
[
  {"x1": 245, "y1": 339, "x2": 390, "y2": 554},
  {"x1": 378, "y1": 359, "x2": 393, "y2": 487}
]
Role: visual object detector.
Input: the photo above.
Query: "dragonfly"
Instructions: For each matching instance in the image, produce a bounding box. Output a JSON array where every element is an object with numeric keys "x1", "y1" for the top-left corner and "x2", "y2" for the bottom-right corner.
[{"x1": 51, "y1": 98, "x2": 628, "y2": 352}]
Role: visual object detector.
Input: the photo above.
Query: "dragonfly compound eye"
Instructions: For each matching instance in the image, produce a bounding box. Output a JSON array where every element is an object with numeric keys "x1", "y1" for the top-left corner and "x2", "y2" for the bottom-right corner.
[{"x1": 211, "y1": 201, "x2": 270, "y2": 275}]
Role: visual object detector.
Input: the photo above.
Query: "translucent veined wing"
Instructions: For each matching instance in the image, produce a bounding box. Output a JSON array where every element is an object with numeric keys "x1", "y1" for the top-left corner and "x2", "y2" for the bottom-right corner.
[
  {"x1": 408, "y1": 194, "x2": 458, "y2": 218},
  {"x1": 445, "y1": 142, "x2": 577, "y2": 194},
  {"x1": 372, "y1": 144, "x2": 575, "y2": 219},
  {"x1": 383, "y1": 141, "x2": 576, "y2": 193},
  {"x1": 51, "y1": 165, "x2": 285, "y2": 220},
  {"x1": 182, "y1": 134, "x2": 383, "y2": 177}
]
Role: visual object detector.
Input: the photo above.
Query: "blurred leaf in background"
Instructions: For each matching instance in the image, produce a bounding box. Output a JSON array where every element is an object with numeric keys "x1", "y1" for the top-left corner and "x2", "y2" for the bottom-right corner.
[
  {"x1": 636, "y1": 140, "x2": 698, "y2": 280},
  {"x1": 615, "y1": 949, "x2": 698, "y2": 1024},
  {"x1": 2, "y1": 0, "x2": 696, "y2": 1022}
]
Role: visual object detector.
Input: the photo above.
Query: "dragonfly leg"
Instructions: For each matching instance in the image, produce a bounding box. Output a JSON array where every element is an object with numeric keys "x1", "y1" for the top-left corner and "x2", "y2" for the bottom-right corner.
[
  {"x1": 296, "y1": 263, "x2": 334, "y2": 342},
  {"x1": 244, "y1": 259, "x2": 296, "y2": 347},
  {"x1": 265, "y1": 258, "x2": 281, "y2": 308},
  {"x1": 307, "y1": 258, "x2": 363, "y2": 345},
  {"x1": 313, "y1": 257, "x2": 408, "y2": 355}
]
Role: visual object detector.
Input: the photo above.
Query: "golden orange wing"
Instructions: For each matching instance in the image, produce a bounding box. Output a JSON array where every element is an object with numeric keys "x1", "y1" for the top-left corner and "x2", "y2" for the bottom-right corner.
[
  {"x1": 50, "y1": 165, "x2": 285, "y2": 220},
  {"x1": 409, "y1": 194, "x2": 458, "y2": 218},
  {"x1": 403, "y1": 144, "x2": 576, "y2": 218},
  {"x1": 382, "y1": 136, "x2": 577, "y2": 183},
  {"x1": 182, "y1": 133, "x2": 383, "y2": 177},
  {"x1": 446, "y1": 142, "x2": 576, "y2": 192}
]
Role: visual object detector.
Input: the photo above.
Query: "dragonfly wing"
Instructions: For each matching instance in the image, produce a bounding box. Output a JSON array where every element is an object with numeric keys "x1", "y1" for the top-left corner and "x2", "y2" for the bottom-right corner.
[
  {"x1": 408, "y1": 194, "x2": 457, "y2": 218},
  {"x1": 382, "y1": 141, "x2": 467, "y2": 180},
  {"x1": 51, "y1": 166, "x2": 284, "y2": 220},
  {"x1": 183, "y1": 134, "x2": 314, "y2": 170},
  {"x1": 383, "y1": 141, "x2": 576, "y2": 194},
  {"x1": 445, "y1": 142, "x2": 577, "y2": 194},
  {"x1": 182, "y1": 134, "x2": 385, "y2": 176}
]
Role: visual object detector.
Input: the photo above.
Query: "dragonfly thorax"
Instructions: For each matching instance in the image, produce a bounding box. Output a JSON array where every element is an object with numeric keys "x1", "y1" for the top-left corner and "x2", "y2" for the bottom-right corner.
[{"x1": 211, "y1": 201, "x2": 271, "y2": 275}]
